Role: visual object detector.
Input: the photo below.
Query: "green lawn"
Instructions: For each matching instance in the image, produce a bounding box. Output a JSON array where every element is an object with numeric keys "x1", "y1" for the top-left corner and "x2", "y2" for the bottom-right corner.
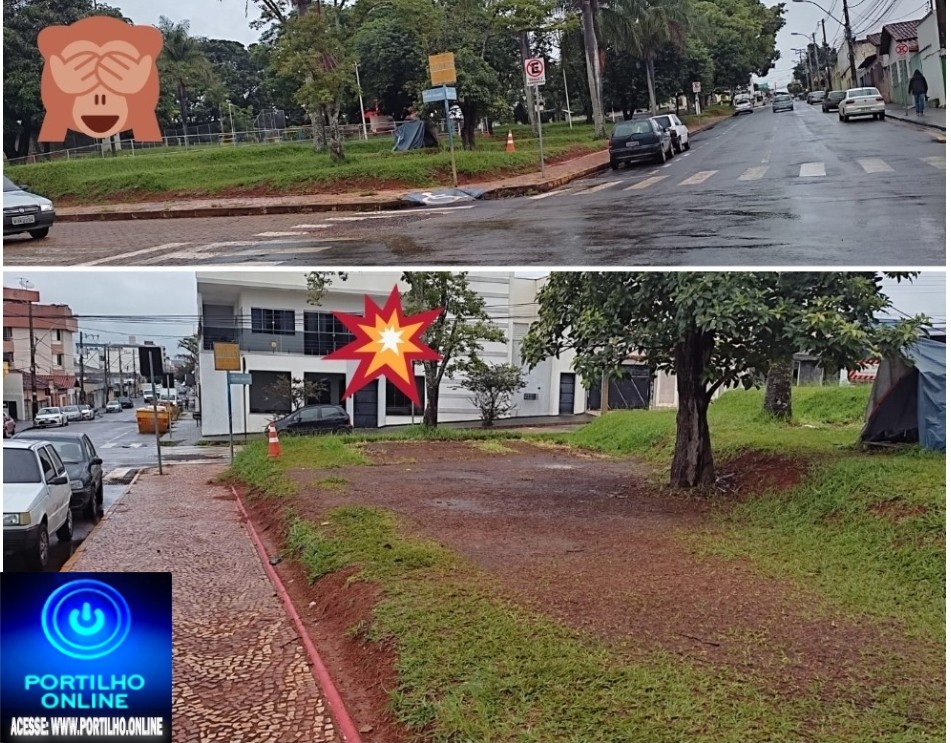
[{"x1": 230, "y1": 387, "x2": 945, "y2": 742}]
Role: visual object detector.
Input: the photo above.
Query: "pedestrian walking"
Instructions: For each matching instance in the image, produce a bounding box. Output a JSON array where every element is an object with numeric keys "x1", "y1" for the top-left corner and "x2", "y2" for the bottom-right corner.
[{"x1": 908, "y1": 70, "x2": 928, "y2": 116}]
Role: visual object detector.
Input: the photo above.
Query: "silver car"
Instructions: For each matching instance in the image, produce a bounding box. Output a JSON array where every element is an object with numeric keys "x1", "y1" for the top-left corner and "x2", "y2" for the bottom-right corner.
[
  {"x1": 62, "y1": 405, "x2": 82, "y2": 422},
  {"x1": 3, "y1": 176, "x2": 55, "y2": 240},
  {"x1": 772, "y1": 93, "x2": 794, "y2": 112}
]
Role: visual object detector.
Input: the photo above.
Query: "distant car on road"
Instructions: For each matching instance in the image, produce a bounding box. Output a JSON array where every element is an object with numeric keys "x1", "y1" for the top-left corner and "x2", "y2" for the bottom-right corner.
[
  {"x1": 608, "y1": 117, "x2": 673, "y2": 169},
  {"x1": 772, "y1": 92, "x2": 794, "y2": 112},
  {"x1": 733, "y1": 95, "x2": 754, "y2": 115},
  {"x1": 3, "y1": 439, "x2": 73, "y2": 569},
  {"x1": 14, "y1": 430, "x2": 103, "y2": 520},
  {"x1": 839, "y1": 87, "x2": 885, "y2": 121},
  {"x1": 3, "y1": 175, "x2": 55, "y2": 240},
  {"x1": 62, "y1": 405, "x2": 82, "y2": 422},
  {"x1": 4, "y1": 413, "x2": 16, "y2": 438},
  {"x1": 118, "y1": 397, "x2": 134, "y2": 409},
  {"x1": 650, "y1": 114, "x2": 690, "y2": 153},
  {"x1": 807, "y1": 91, "x2": 826, "y2": 104},
  {"x1": 34, "y1": 407, "x2": 67, "y2": 428},
  {"x1": 270, "y1": 404, "x2": 353, "y2": 436},
  {"x1": 822, "y1": 90, "x2": 847, "y2": 112},
  {"x1": 105, "y1": 400, "x2": 122, "y2": 413},
  {"x1": 79, "y1": 404, "x2": 96, "y2": 420}
]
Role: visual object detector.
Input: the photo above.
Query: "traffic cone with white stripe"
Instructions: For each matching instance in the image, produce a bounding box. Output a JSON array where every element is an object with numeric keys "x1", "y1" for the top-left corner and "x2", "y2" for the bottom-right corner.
[
  {"x1": 505, "y1": 130, "x2": 516, "y2": 153},
  {"x1": 267, "y1": 423, "x2": 282, "y2": 459}
]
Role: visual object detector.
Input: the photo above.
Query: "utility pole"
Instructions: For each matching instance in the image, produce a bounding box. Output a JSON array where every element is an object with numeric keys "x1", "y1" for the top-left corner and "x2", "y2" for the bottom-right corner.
[
  {"x1": 78, "y1": 332, "x2": 85, "y2": 405},
  {"x1": 104, "y1": 345, "x2": 111, "y2": 403},
  {"x1": 842, "y1": 0, "x2": 858, "y2": 87},
  {"x1": 821, "y1": 19, "x2": 831, "y2": 88},
  {"x1": 27, "y1": 298, "x2": 38, "y2": 419},
  {"x1": 811, "y1": 33, "x2": 822, "y2": 90}
]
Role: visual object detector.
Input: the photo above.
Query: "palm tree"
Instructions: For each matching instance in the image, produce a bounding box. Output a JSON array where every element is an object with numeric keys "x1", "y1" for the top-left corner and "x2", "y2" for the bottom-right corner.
[
  {"x1": 158, "y1": 18, "x2": 215, "y2": 147},
  {"x1": 600, "y1": 0, "x2": 691, "y2": 114},
  {"x1": 577, "y1": 0, "x2": 607, "y2": 137}
]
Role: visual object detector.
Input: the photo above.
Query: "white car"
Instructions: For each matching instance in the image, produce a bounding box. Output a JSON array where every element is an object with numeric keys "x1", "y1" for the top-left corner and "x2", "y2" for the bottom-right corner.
[
  {"x1": 838, "y1": 87, "x2": 886, "y2": 121},
  {"x1": 3, "y1": 439, "x2": 74, "y2": 568},
  {"x1": 105, "y1": 401, "x2": 122, "y2": 413},
  {"x1": 62, "y1": 405, "x2": 82, "y2": 422},
  {"x1": 34, "y1": 406, "x2": 67, "y2": 427},
  {"x1": 79, "y1": 404, "x2": 96, "y2": 420},
  {"x1": 733, "y1": 96, "x2": 753, "y2": 115},
  {"x1": 650, "y1": 114, "x2": 690, "y2": 153}
]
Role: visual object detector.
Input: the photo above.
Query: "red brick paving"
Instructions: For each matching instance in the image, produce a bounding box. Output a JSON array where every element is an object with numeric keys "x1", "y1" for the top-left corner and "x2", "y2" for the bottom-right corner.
[{"x1": 66, "y1": 465, "x2": 340, "y2": 743}]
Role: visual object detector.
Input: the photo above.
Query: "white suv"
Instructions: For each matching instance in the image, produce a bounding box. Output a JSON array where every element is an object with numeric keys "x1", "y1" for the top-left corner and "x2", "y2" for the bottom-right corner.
[
  {"x1": 733, "y1": 96, "x2": 753, "y2": 115},
  {"x1": 3, "y1": 439, "x2": 73, "y2": 568},
  {"x1": 34, "y1": 406, "x2": 67, "y2": 427}
]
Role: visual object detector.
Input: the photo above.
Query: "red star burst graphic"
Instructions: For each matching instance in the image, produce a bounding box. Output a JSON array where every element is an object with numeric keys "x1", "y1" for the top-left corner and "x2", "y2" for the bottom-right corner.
[{"x1": 325, "y1": 286, "x2": 442, "y2": 405}]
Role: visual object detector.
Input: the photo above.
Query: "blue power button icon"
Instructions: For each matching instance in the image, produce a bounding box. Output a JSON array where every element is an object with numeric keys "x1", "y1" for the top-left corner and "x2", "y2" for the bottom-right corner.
[{"x1": 41, "y1": 579, "x2": 132, "y2": 660}]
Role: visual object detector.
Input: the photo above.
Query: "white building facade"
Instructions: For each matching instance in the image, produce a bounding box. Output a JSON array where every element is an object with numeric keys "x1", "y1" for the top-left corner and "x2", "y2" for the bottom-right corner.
[{"x1": 195, "y1": 272, "x2": 585, "y2": 437}]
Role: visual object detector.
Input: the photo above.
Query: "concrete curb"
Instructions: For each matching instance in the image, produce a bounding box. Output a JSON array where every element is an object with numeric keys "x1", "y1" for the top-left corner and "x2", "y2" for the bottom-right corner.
[
  {"x1": 56, "y1": 115, "x2": 732, "y2": 222},
  {"x1": 884, "y1": 111, "x2": 946, "y2": 132},
  {"x1": 61, "y1": 468, "x2": 142, "y2": 573},
  {"x1": 231, "y1": 486, "x2": 363, "y2": 743}
]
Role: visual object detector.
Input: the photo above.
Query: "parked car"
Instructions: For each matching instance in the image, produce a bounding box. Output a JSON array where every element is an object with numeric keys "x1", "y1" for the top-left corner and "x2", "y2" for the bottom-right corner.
[
  {"x1": 772, "y1": 92, "x2": 794, "y2": 112},
  {"x1": 608, "y1": 117, "x2": 673, "y2": 169},
  {"x1": 34, "y1": 406, "x2": 67, "y2": 428},
  {"x1": 15, "y1": 430, "x2": 103, "y2": 519},
  {"x1": 733, "y1": 95, "x2": 754, "y2": 115},
  {"x1": 650, "y1": 113, "x2": 690, "y2": 153},
  {"x1": 3, "y1": 439, "x2": 73, "y2": 569},
  {"x1": 807, "y1": 91, "x2": 826, "y2": 104},
  {"x1": 118, "y1": 397, "x2": 134, "y2": 409},
  {"x1": 79, "y1": 404, "x2": 96, "y2": 420},
  {"x1": 270, "y1": 404, "x2": 353, "y2": 436},
  {"x1": 105, "y1": 400, "x2": 122, "y2": 413},
  {"x1": 4, "y1": 413, "x2": 16, "y2": 438},
  {"x1": 839, "y1": 87, "x2": 885, "y2": 121},
  {"x1": 62, "y1": 405, "x2": 82, "y2": 422},
  {"x1": 822, "y1": 90, "x2": 847, "y2": 112},
  {"x1": 3, "y1": 176, "x2": 56, "y2": 240}
]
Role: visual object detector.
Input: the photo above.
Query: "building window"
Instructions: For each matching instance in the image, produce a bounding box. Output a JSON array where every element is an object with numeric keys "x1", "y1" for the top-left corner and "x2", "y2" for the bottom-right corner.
[
  {"x1": 53, "y1": 329, "x2": 62, "y2": 342},
  {"x1": 2, "y1": 327, "x2": 11, "y2": 339},
  {"x1": 303, "y1": 312, "x2": 356, "y2": 355},
  {"x1": 54, "y1": 354, "x2": 64, "y2": 367},
  {"x1": 248, "y1": 370, "x2": 292, "y2": 414},
  {"x1": 385, "y1": 377, "x2": 424, "y2": 416},
  {"x1": 250, "y1": 308, "x2": 295, "y2": 336},
  {"x1": 524, "y1": 393, "x2": 538, "y2": 400},
  {"x1": 2, "y1": 352, "x2": 13, "y2": 364}
]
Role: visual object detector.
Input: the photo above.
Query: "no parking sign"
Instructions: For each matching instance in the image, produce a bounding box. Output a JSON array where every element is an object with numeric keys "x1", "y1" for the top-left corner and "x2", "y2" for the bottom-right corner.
[{"x1": 525, "y1": 58, "x2": 546, "y2": 86}]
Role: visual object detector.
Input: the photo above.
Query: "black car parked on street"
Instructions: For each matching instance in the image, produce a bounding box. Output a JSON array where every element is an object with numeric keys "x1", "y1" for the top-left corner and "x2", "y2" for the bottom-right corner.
[
  {"x1": 13, "y1": 430, "x2": 104, "y2": 519},
  {"x1": 609, "y1": 117, "x2": 673, "y2": 169},
  {"x1": 269, "y1": 404, "x2": 353, "y2": 436}
]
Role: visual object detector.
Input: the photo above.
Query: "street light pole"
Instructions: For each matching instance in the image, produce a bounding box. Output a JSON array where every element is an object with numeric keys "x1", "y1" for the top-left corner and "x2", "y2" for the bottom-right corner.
[
  {"x1": 811, "y1": 33, "x2": 822, "y2": 89},
  {"x1": 820, "y1": 19, "x2": 831, "y2": 88},
  {"x1": 27, "y1": 298, "x2": 38, "y2": 418},
  {"x1": 354, "y1": 63, "x2": 369, "y2": 141}
]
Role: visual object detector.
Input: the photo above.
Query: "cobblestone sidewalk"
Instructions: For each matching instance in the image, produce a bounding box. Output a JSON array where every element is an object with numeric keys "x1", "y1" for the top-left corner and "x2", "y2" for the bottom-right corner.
[{"x1": 67, "y1": 465, "x2": 340, "y2": 743}]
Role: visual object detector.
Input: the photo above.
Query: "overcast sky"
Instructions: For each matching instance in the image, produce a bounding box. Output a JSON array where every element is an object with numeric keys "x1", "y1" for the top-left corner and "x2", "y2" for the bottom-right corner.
[
  {"x1": 110, "y1": 0, "x2": 932, "y2": 92},
  {"x1": 3, "y1": 272, "x2": 944, "y2": 348}
]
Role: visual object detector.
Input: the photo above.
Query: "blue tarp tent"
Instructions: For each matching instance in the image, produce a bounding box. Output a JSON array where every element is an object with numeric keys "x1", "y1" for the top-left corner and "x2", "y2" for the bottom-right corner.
[
  {"x1": 392, "y1": 120, "x2": 439, "y2": 151},
  {"x1": 860, "y1": 337, "x2": 946, "y2": 451}
]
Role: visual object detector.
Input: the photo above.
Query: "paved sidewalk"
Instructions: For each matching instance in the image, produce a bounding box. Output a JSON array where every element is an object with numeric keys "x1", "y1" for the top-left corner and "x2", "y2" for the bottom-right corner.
[
  {"x1": 57, "y1": 116, "x2": 729, "y2": 223},
  {"x1": 67, "y1": 465, "x2": 341, "y2": 743},
  {"x1": 884, "y1": 103, "x2": 946, "y2": 131}
]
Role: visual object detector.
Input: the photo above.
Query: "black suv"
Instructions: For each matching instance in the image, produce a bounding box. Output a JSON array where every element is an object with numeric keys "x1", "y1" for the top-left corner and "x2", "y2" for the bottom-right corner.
[
  {"x1": 14, "y1": 430, "x2": 104, "y2": 519},
  {"x1": 270, "y1": 404, "x2": 352, "y2": 436},
  {"x1": 609, "y1": 117, "x2": 673, "y2": 169}
]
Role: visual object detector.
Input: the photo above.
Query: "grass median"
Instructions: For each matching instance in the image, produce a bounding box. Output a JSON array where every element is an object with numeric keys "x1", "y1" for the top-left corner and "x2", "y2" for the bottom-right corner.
[{"x1": 228, "y1": 386, "x2": 944, "y2": 742}]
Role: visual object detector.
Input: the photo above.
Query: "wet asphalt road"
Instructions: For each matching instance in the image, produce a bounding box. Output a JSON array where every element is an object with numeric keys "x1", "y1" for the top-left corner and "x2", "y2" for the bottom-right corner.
[{"x1": 5, "y1": 103, "x2": 944, "y2": 267}]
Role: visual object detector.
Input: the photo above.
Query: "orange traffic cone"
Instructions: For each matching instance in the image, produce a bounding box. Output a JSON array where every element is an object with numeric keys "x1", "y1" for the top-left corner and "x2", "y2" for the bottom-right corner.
[
  {"x1": 267, "y1": 423, "x2": 282, "y2": 459},
  {"x1": 505, "y1": 130, "x2": 516, "y2": 153}
]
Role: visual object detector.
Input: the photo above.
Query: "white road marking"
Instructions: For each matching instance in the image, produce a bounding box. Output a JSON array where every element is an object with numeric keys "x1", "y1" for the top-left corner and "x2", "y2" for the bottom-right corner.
[
  {"x1": 857, "y1": 158, "x2": 893, "y2": 173},
  {"x1": 739, "y1": 165, "x2": 769, "y2": 181},
  {"x1": 678, "y1": 170, "x2": 717, "y2": 185},
  {"x1": 922, "y1": 156, "x2": 945, "y2": 169},
  {"x1": 291, "y1": 224, "x2": 332, "y2": 229},
  {"x1": 624, "y1": 175, "x2": 668, "y2": 191},
  {"x1": 138, "y1": 238, "x2": 316, "y2": 264},
  {"x1": 799, "y1": 162, "x2": 826, "y2": 177},
  {"x1": 580, "y1": 181, "x2": 621, "y2": 194},
  {"x1": 254, "y1": 231, "x2": 309, "y2": 237},
  {"x1": 83, "y1": 243, "x2": 191, "y2": 266},
  {"x1": 527, "y1": 189, "x2": 568, "y2": 200}
]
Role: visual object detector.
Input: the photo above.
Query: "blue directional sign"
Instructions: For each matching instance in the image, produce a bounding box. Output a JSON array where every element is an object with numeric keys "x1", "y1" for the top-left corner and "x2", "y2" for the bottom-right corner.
[
  {"x1": 422, "y1": 86, "x2": 457, "y2": 104},
  {"x1": 227, "y1": 372, "x2": 252, "y2": 385}
]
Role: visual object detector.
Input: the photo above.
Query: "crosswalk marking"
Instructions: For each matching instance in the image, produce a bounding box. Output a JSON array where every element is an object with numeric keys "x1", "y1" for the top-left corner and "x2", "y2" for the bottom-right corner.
[
  {"x1": 678, "y1": 170, "x2": 717, "y2": 185},
  {"x1": 527, "y1": 189, "x2": 568, "y2": 200},
  {"x1": 799, "y1": 162, "x2": 825, "y2": 177},
  {"x1": 84, "y1": 243, "x2": 191, "y2": 266},
  {"x1": 580, "y1": 181, "x2": 620, "y2": 195},
  {"x1": 922, "y1": 156, "x2": 945, "y2": 169},
  {"x1": 138, "y1": 239, "x2": 315, "y2": 265},
  {"x1": 624, "y1": 175, "x2": 668, "y2": 191},
  {"x1": 291, "y1": 224, "x2": 332, "y2": 229},
  {"x1": 857, "y1": 158, "x2": 893, "y2": 173},
  {"x1": 254, "y1": 231, "x2": 309, "y2": 237},
  {"x1": 739, "y1": 165, "x2": 769, "y2": 181}
]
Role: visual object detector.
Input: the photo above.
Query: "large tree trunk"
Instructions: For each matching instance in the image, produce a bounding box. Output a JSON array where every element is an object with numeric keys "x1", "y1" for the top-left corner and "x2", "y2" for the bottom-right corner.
[
  {"x1": 670, "y1": 333, "x2": 716, "y2": 488},
  {"x1": 422, "y1": 365, "x2": 440, "y2": 427},
  {"x1": 580, "y1": 0, "x2": 606, "y2": 138},
  {"x1": 328, "y1": 103, "x2": 344, "y2": 161},
  {"x1": 646, "y1": 55, "x2": 658, "y2": 114},
  {"x1": 460, "y1": 101, "x2": 478, "y2": 149},
  {"x1": 763, "y1": 357, "x2": 793, "y2": 421},
  {"x1": 519, "y1": 33, "x2": 538, "y2": 136}
]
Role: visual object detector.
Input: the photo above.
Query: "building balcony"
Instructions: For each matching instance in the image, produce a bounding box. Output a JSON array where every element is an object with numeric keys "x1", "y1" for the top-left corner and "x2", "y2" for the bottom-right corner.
[{"x1": 201, "y1": 327, "x2": 353, "y2": 357}]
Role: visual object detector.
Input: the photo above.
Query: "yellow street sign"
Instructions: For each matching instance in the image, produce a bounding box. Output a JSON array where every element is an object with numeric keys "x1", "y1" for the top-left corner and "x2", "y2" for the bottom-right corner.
[
  {"x1": 213, "y1": 342, "x2": 241, "y2": 371},
  {"x1": 429, "y1": 52, "x2": 456, "y2": 85}
]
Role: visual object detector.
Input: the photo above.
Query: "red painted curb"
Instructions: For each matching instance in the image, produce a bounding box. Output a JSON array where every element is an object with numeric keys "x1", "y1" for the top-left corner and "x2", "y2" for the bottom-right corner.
[{"x1": 232, "y1": 486, "x2": 363, "y2": 743}]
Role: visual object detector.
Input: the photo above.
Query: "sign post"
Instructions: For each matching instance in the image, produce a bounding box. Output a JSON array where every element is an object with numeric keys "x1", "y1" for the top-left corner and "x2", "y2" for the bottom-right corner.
[
  {"x1": 138, "y1": 345, "x2": 165, "y2": 475},
  {"x1": 692, "y1": 81, "x2": 702, "y2": 116},
  {"x1": 214, "y1": 343, "x2": 242, "y2": 462},
  {"x1": 524, "y1": 57, "x2": 546, "y2": 175},
  {"x1": 429, "y1": 53, "x2": 458, "y2": 187},
  {"x1": 225, "y1": 372, "x2": 252, "y2": 462}
]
